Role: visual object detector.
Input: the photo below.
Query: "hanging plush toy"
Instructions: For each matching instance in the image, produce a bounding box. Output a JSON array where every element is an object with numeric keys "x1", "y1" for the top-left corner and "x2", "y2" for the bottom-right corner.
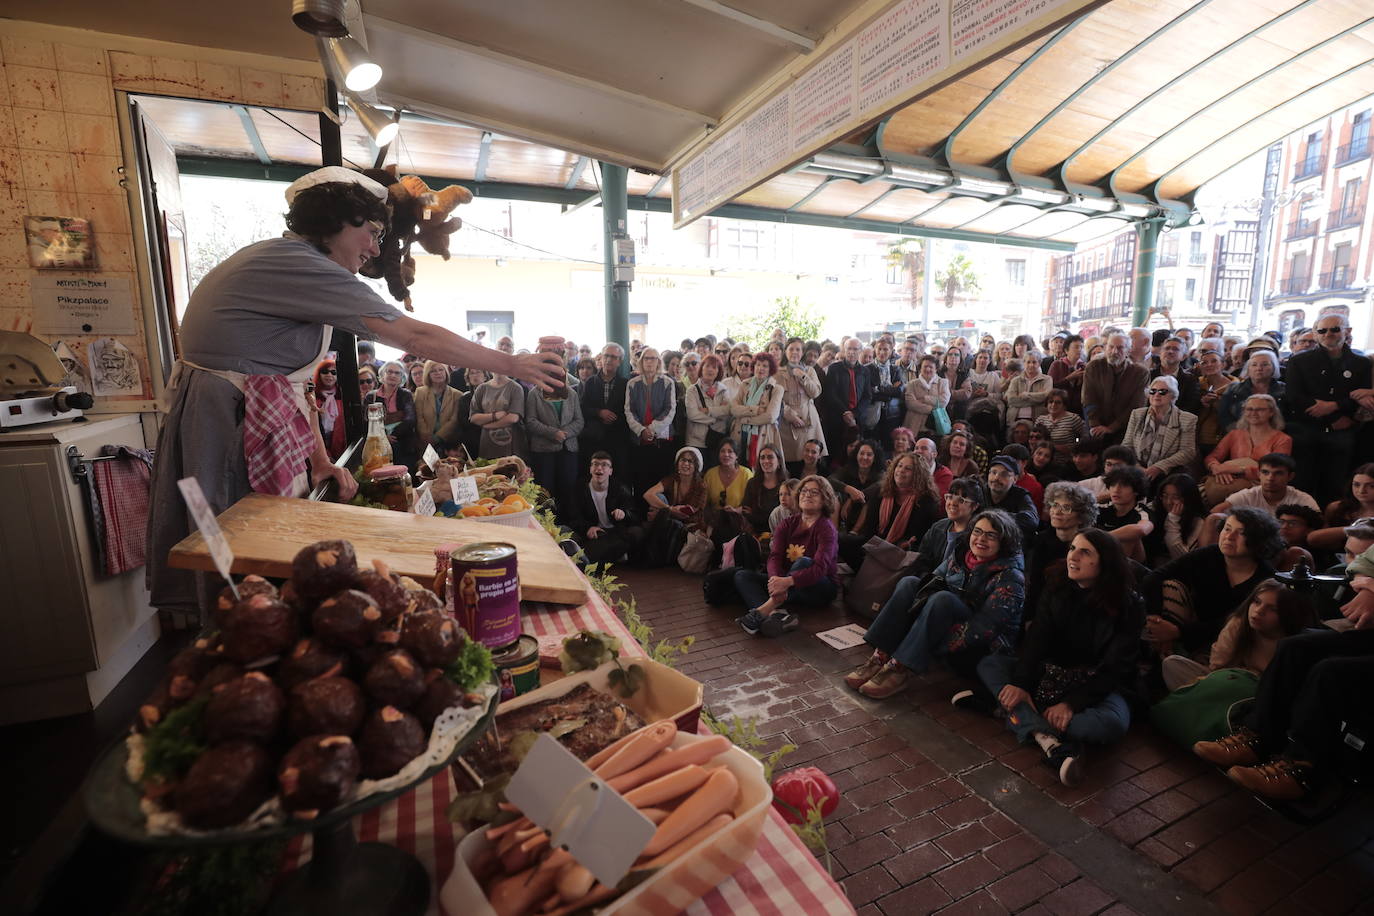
[
  {"x1": 358, "y1": 166, "x2": 474, "y2": 311},
  {"x1": 400, "y1": 175, "x2": 474, "y2": 260}
]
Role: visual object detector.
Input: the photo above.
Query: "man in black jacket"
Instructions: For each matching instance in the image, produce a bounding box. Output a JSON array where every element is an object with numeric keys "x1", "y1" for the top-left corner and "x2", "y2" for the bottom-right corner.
[
  {"x1": 986, "y1": 456, "x2": 1039, "y2": 542},
  {"x1": 566, "y1": 452, "x2": 644, "y2": 566},
  {"x1": 824, "y1": 338, "x2": 872, "y2": 467},
  {"x1": 579, "y1": 344, "x2": 630, "y2": 482},
  {"x1": 1285, "y1": 314, "x2": 1371, "y2": 504}
]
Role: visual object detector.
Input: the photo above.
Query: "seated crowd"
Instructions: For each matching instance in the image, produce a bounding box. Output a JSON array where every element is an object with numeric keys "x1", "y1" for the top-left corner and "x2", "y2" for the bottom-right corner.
[{"x1": 323, "y1": 319, "x2": 1374, "y2": 800}]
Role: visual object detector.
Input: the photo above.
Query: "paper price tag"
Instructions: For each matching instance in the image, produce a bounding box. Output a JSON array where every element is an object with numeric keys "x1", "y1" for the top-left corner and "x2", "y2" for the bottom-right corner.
[
  {"x1": 176, "y1": 477, "x2": 238, "y2": 599},
  {"x1": 505, "y1": 734, "x2": 655, "y2": 888},
  {"x1": 414, "y1": 484, "x2": 436, "y2": 517},
  {"x1": 452, "y1": 476, "x2": 480, "y2": 506},
  {"x1": 422, "y1": 443, "x2": 441, "y2": 471}
]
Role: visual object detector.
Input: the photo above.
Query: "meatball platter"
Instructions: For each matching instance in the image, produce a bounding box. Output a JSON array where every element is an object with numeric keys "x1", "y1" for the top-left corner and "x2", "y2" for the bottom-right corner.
[{"x1": 83, "y1": 539, "x2": 500, "y2": 844}]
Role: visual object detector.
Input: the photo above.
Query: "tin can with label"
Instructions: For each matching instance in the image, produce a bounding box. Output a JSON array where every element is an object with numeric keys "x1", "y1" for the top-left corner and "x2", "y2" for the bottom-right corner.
[
  {"x1": 450, "y1": 542, "x2": 521, "y2": 650},
  {"x1": 492, "y1": 634, "x2": 540, "y2": 701}
]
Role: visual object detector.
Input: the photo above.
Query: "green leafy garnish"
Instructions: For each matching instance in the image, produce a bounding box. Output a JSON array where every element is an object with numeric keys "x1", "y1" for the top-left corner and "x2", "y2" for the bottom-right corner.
[
  {"x1": 142, "y1": 696, "x2": 209, "y2": 787},
  {"x1": 445, "y1": 639, "x2": 495, "y2": 691},
  {"x1": 447, "y1": 774, "x2": 511, "y2": 824}
]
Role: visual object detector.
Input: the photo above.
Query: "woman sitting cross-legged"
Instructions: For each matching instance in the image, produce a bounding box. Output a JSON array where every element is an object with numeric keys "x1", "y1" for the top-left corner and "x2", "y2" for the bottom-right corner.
[
  {"x1": 838, "y1": 451, "x2": 943, "y2": 570},
  {"x1": 845, "y1": 508, "x2": 1025, "y2": 699},
  {"x1": 957, "y1": 529, "x2": 1143, "y2": 787},
  {"x1": 734, "y1": 475, "x2": 840, "y2": 638}
]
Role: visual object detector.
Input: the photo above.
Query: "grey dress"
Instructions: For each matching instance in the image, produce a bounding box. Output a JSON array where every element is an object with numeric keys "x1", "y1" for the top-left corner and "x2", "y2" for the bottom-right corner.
[
  {"x1": 146, "y1": 236, "x2": 403, "y2": 619},
  {"x1": 470, "y1": 378, "x2": 528, "y2": 459}
]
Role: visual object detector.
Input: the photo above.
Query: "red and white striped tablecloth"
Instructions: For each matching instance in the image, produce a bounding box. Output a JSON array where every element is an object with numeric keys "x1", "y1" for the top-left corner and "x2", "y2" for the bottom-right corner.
[{"x1": 282, "y1": 522, "x2": 854, "y2": 915}]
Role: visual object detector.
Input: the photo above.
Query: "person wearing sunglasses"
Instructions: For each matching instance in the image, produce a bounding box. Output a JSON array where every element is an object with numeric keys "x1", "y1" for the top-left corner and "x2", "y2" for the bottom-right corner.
[
  {"x1": 846, "y1": 508, "x2": 1025, "y2": 699},
  {"x1": 1121, "y1": 374, "x2": 1198, "y2": 485},
  {"x1": 311, "y1": 358, "x2": 348, "y2": 460},
  {"x1": 1284, "y1": 314, "x2": 1372, "y2": 504}
]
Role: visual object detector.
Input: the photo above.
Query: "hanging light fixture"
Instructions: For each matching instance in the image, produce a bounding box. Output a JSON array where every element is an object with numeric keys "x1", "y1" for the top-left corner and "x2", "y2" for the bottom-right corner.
[
  {"x1": 322, "y1": 36, "x2": 382, "y2": 92},
  {"x1": 292, "y1": 0, "x2": 348, "y2": 37},
  {"x1": 347, "y1": 96, "x2": 399, "y2": 146}
]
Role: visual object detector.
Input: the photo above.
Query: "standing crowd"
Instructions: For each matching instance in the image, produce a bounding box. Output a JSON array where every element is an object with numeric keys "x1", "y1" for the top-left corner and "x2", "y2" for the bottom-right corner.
[{"x1": 316, "y1": 316, "x2": 1374, "y2": 799}]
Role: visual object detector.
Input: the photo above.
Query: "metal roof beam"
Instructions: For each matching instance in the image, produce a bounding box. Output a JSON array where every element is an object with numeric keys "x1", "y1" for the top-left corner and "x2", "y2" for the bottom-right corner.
[
  {"x1": 173, "y1": 156, "x2": 1074, "y2": 251},
  {"x1": 1060, "y1": 0, "x2": 1324, "y2": 194},
  {"x1": 230, "y1": 105, "x2": 273, "y2": 166},
  {"x1": 1110, "y1": 18, "x2": 1374, "y2": 200},
  {"x1": 565, "y1": 156, "x2": 589, "y2": 189},
  {"x1": 1004, "y1": 0, "x2": 1221, "y2": 184},
  {"x1": 474, "y1": 131, "x2": 493, "y2": 182},
  {"x1": 939, "y1": 17, "x2": 1086, "y2": 170},
  {"x1": 365, "y1": 16, "x2": 717, "y2": 128},
  {"x1": 676, "y1": 0, "x2": 816, "y2": 52},
  {"x1": 646, "y1": 173, "x2": 671, "y2": 198}
]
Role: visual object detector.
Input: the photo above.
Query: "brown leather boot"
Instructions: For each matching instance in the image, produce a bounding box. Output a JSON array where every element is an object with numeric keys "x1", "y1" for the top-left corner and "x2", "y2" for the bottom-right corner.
[
  {"x1": 858, "y1": 659, "x2": 912, "y2": 699},
  {"x1": 1193, "y1": 728, "x2": 1261, "y2": 767},
  {"x1": 1227, "y1": 757, "x2": 1314, "y2": 801},
  {"x1": 844, "y1": 651, "x2": 887, "y2": 690}
]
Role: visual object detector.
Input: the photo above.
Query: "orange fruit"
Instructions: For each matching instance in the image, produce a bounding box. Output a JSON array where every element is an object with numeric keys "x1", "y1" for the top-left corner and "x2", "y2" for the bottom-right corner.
[
  {"x1": 460, "y1": 504, "x2": 491, "y2": 517},
  {"x1": 492, "y1": 504, "x2": 522, "y2": 515},
  {"x1": 502, "y1": 495, "x2": 529, "y2": 508},
  {"x1": 477, "y1": 498, "x2": 500, "y2": 508}
]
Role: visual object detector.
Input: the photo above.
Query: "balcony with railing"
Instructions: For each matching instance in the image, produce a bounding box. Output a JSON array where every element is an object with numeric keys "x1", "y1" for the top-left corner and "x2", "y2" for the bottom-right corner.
[
  {"x1": 1188, "y1": 250, "x2": 1207, "y2": 266},
  {"x1": 1158, "y1": 250, "x2": 1178, "y2": 267},
  {"x1": 1279, "y1": 274, "x2": 1311, "y2": 295},
  {"x1": 1292, "y1": 152, "x2": 1326, "y2": 181},
  {"x1": 1285, "y1": 217, "x2": 1319, "y2": 240},
  {"x1": 1327, "y1": 202, "x2": 1365, "y2": 231},
  {"x1": 1335, "y1": 136, "x2": 1371, "y2": 167},
  {"x1": 1318, "y1": 266, "x2": 1354, "y2": 290}
]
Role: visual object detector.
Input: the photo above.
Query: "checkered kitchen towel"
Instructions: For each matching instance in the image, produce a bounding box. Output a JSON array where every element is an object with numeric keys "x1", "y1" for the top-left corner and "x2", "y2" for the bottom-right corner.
[
  {"x1": 242, "y1": 374, "x2": 315, "y2": 498},
  {"x1": 92, "y1": 445, "x2": 155, "y2": 575}
]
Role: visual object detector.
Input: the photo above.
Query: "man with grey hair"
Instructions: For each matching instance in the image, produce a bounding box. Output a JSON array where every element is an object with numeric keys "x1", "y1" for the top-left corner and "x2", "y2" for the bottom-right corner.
[
  {"x1": 1082, "y1": 333, "x2": 1148, "y2": 444},
  {"x1": 579, "y1": 343, "x2": 630, "y2": 479},
  {"x1": 915, "y1": 436, "x2": 953, "y2": 496},
  {"x1": 1285, "y1": 313, "x2": 1371, "y2": 502},
  {"x1": 1128, "y1": 328, "x2": 1152, "y2": 366}
]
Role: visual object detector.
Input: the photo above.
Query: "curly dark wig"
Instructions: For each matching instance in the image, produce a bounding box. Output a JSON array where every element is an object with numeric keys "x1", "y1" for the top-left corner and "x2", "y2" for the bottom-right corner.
[{"x1": 285, "y1": 182, "x2": 390, "y2": 254}]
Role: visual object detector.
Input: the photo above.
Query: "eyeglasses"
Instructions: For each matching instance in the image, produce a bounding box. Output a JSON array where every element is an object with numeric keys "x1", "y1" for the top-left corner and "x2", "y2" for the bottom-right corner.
[
  {"x1": 1047, "y1": 501, "x2": 1076, "y2": 512},
  {"x1": 319, "y1": 369, "x2": 337, "y2": 375},
  {"x1": 360, "y1": 378, "x2": 375, "y2": 386},
  {"x1": 799, "y1": 487, "x2": 824, "y2": 497},
  {"x1": 1146, "y1": 388, "x2": 1170, "y2": 396},
  {"x1": 1242, "y1": 406, "x2": 1270, "y2": 413},
  {"x1": 1315, "y1": 327, "x2": 1344, "y2": 335},
  {"x1": 969, "y1": 527, "x2": 999, "y2": 541},
  {"x1": 944, "y1": 493, "x2": 976, "y2": 506}
]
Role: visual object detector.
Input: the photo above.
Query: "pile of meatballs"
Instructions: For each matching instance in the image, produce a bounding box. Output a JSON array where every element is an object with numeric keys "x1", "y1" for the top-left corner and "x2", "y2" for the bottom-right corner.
[{"x1": 136, "y1": 539, "x2": 488, "y2": 829}]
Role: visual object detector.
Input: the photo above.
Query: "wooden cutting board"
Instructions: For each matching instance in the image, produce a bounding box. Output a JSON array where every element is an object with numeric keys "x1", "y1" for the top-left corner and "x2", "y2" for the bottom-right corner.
[{"x1": 167, "y1": 493, "x2": 587, "y2": 605}]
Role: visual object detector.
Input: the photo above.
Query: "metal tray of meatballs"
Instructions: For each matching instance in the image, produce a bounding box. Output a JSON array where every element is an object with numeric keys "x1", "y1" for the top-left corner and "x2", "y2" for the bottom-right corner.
[{"x1": 82, "y1": 539, "x2": 501, "y2": 848}]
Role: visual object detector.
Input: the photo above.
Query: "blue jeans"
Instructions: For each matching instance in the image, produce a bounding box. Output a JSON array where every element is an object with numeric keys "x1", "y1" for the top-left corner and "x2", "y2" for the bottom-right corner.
[
  {"x1": 864, "y1": 585, "x2": 971, "y2": 674},
  {"x1": 734, "y1": 558, "x2": 837, "y2": 611},
  {"x1": 976, "y1": 653, "x2": 1130, "y2": 746}
]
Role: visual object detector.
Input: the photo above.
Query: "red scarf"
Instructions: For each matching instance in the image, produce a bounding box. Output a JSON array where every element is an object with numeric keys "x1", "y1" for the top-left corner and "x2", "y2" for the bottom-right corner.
[
  {"x1": 846, "y1": 365, "x2": 858, "y2": 410},
  {"x1": 878, "y1": 491, "x2": 916, "y2": 543},
  {"x1": 964, "y1": 549, "x2": 990, "y2": 570}
]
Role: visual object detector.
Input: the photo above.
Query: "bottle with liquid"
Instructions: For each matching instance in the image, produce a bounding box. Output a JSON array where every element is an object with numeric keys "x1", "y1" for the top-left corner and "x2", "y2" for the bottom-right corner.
[{"x1": 361, "y1": 402, "x2": 393, "y2": 473}]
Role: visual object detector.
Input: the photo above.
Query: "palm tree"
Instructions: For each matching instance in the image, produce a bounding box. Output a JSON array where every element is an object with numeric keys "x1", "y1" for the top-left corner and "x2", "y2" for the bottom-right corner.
[
  {"x1": 885, "y1": 239, "x2": 926, "y2": 311},
  {"x1": 935, "y1": 254, "x2": 980, "y2": 309}
]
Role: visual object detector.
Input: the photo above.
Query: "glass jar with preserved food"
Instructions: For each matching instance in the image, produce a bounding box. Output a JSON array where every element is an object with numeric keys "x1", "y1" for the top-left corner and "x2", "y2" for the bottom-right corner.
[
  {"x1": 361, "y1": 402, "x2": 393, "y2": 473},
  {"x1": 368, "y1": 464, "x2": 414, "y2": 512}
]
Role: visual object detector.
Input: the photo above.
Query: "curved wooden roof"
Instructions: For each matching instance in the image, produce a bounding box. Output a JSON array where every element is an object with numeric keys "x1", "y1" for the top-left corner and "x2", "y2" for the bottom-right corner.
[{"x1": 11, "y1": 0, "x2": 1371, "y2": 245}]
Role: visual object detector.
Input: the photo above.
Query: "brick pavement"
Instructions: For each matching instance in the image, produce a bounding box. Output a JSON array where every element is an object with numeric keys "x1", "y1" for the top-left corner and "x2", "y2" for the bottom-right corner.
[{"x1": 614, "y1": 566, "x2": 1374, "y2": 916}]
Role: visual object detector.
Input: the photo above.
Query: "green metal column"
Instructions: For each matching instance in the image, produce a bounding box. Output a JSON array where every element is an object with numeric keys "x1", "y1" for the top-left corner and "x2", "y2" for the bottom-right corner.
[
  {"x1": 602, "y1": 162, "x2": 630, "y2": 360},
  {"x1": 1130, "y1": 217, "x2": 1164, "y2": 328}
]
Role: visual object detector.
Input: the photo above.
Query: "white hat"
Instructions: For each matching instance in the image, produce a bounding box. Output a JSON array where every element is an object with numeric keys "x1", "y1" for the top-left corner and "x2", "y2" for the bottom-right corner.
[{"x1": 285, "y1": 166, "x2": 389, "y2": 206}]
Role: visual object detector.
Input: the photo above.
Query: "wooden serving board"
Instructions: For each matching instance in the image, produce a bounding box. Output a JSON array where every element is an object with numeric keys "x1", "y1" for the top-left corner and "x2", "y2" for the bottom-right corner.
[{"x1": 167, "y1": 493, "x2": 587, "y2": 605}]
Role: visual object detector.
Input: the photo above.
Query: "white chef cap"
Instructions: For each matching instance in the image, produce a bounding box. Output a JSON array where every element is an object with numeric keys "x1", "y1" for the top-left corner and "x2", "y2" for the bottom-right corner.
[{"x1": 284, "y1": 166, "x2": 389, "y2": 206}]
